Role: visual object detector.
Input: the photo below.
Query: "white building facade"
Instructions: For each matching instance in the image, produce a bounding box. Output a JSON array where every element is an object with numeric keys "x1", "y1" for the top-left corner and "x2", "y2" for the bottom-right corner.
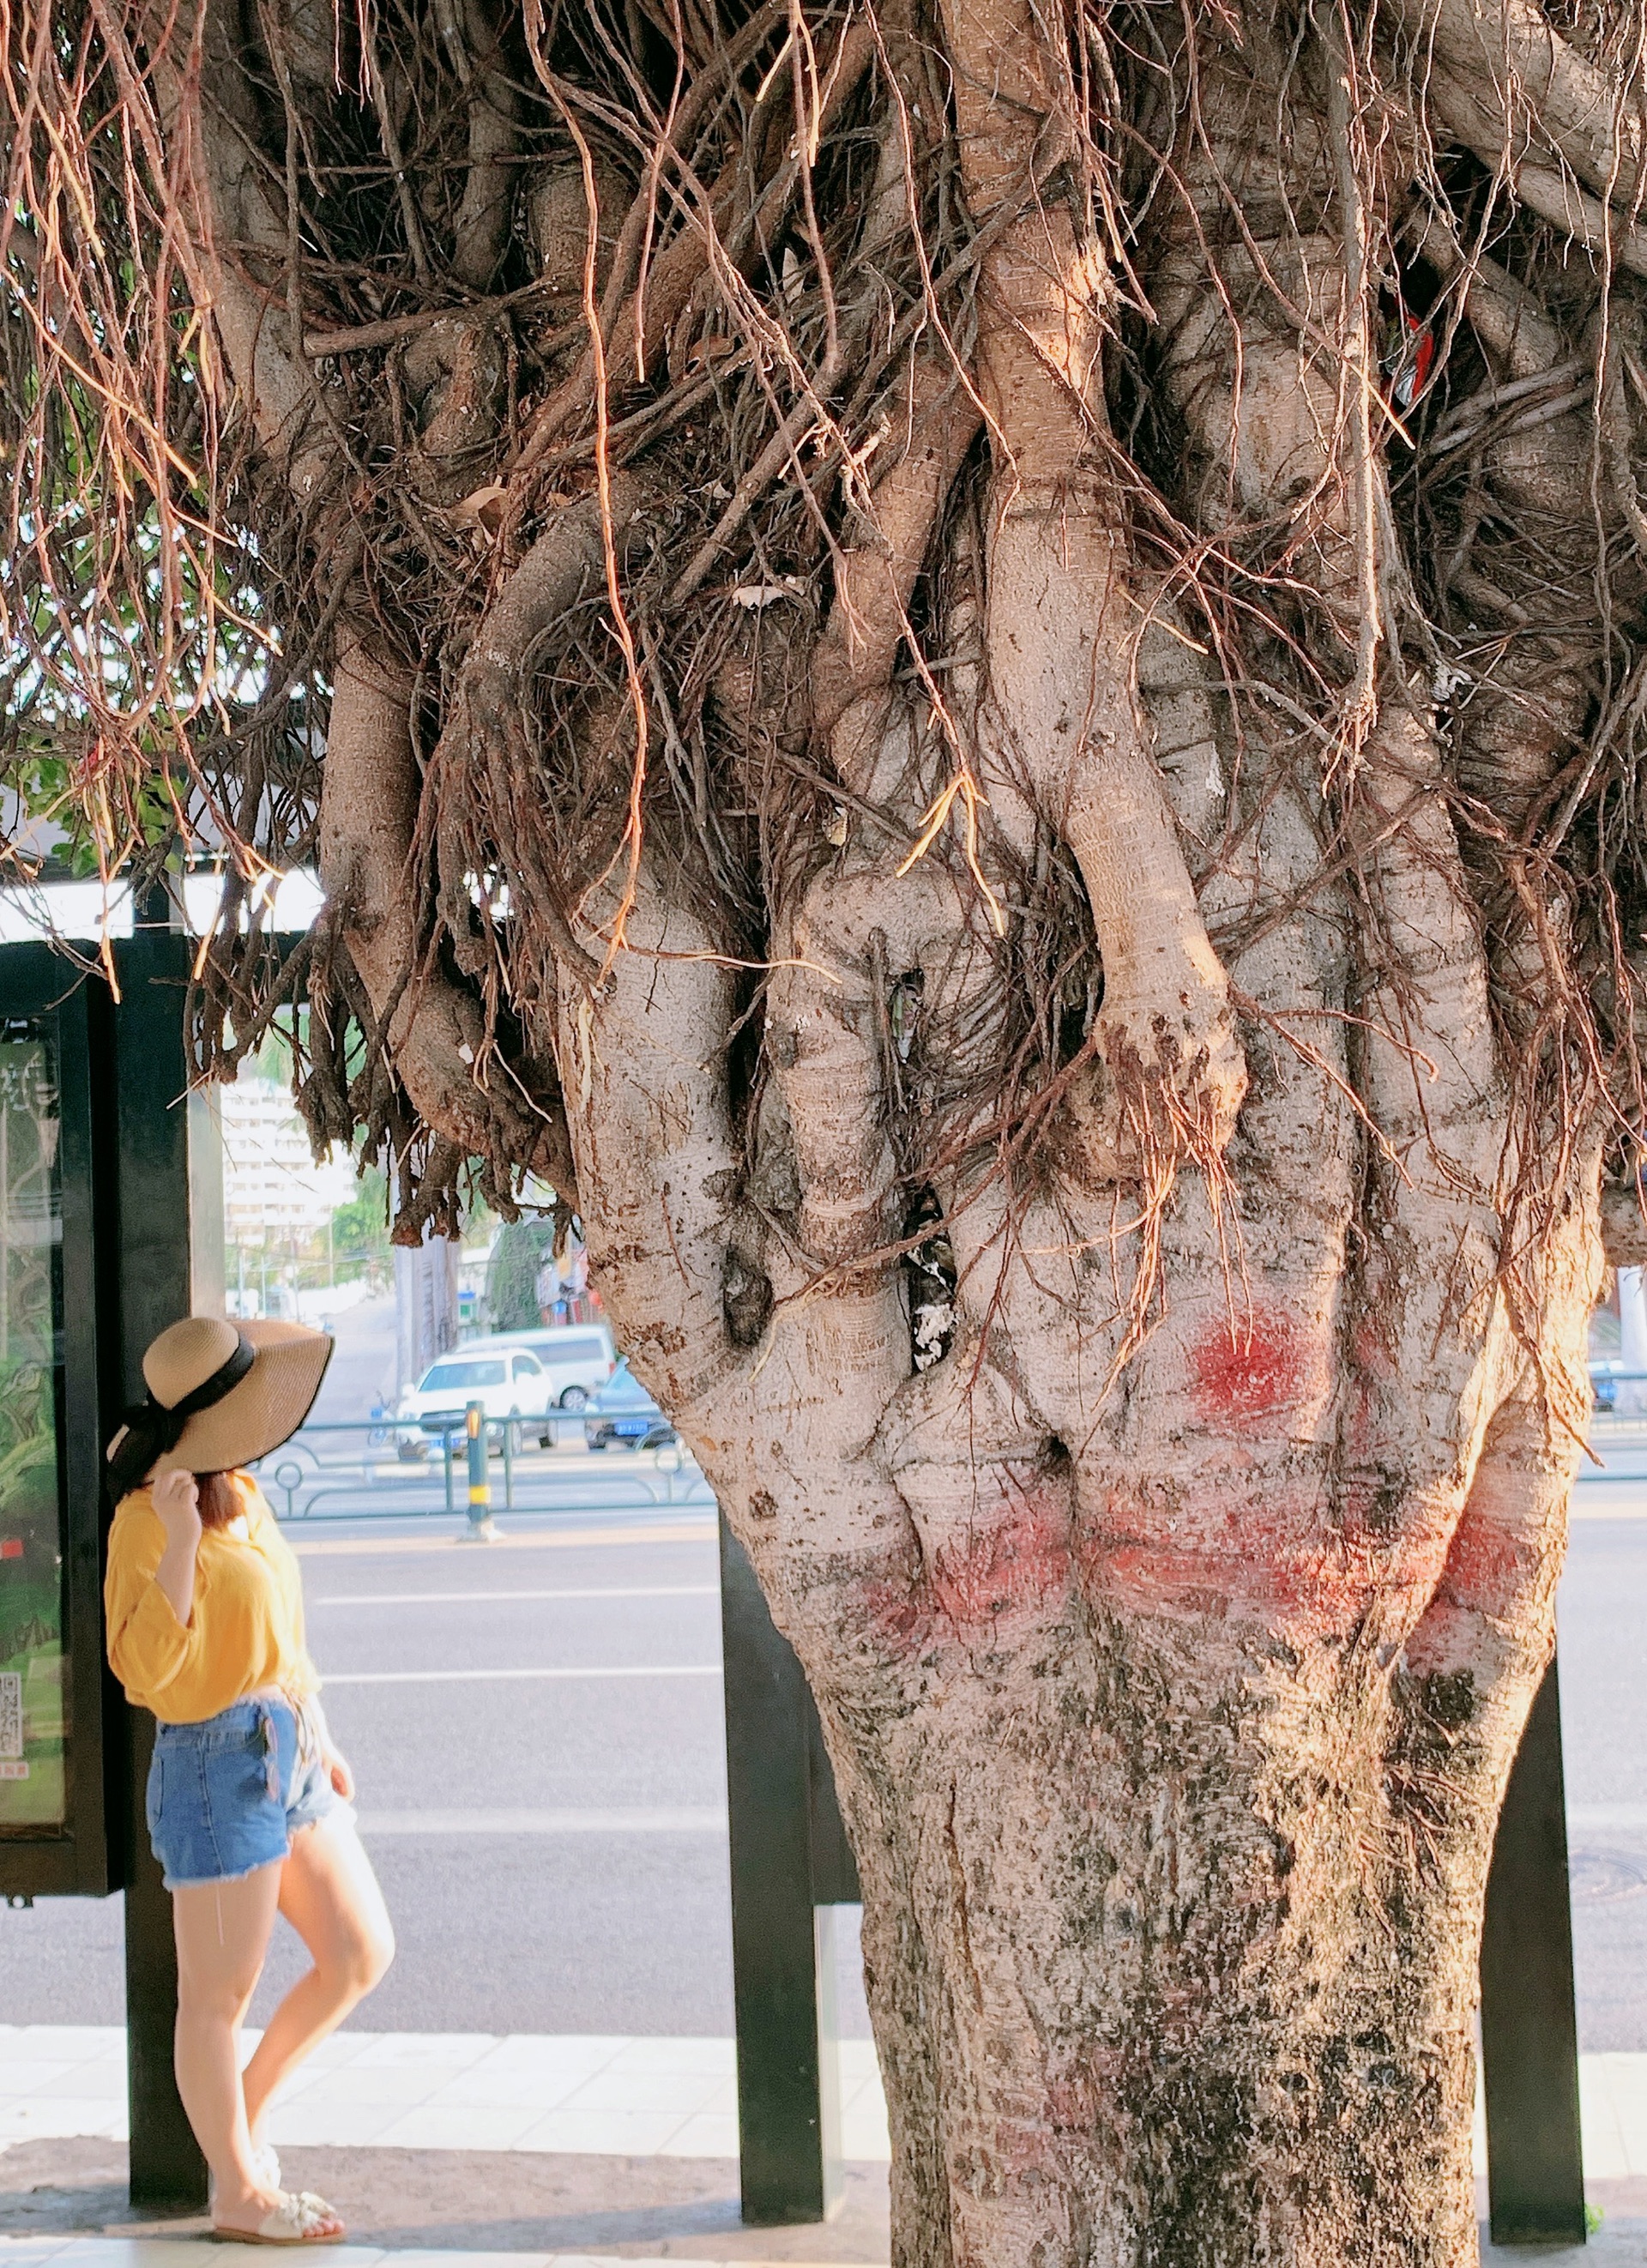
[{"x1": 219, "y1": 1076, "x2": 358, "y2": 1247}]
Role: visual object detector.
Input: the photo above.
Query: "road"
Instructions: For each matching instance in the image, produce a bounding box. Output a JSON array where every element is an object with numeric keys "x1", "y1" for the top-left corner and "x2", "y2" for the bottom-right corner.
[
  {"x1": 1551, "y1": 1501, "x2": 1647, "y2": 2049},
  {"x1": 3, "y1": 1493, "x2": 1644, "y2": 2049},
  {"x1": 1, "y1": 1504, "x2": 868, "y2": 2039}
]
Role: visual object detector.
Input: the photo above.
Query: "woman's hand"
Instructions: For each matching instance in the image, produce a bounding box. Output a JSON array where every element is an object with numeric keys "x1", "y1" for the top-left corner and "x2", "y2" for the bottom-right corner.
[
  {"x1": 152, "y1": 1466, "x2": 202, "y2": 1542},
  {"x1": 323, "y1": 1744, "x2": 355, "y2": 1801},
  {"x1": 151, "y1": 1468, "x2": 202, "y2": 1627}
]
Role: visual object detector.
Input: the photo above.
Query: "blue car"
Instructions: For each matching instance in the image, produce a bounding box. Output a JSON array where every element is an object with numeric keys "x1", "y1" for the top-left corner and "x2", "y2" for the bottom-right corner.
[{"x1": 587, "y1": 1360, "x2": 677, "y2": 1452}]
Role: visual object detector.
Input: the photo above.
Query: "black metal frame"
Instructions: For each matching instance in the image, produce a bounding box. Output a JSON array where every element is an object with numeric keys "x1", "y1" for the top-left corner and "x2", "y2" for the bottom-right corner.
[
  {"x1": 111, "y1": 924, "x2": 214, "y2": 2208},
  {"x1": 0, "y1": 924, "x2": 213, "y2": 2203},
  {"x1": 1481, "y1": 1657, "x2": 1588, "y2": 2246},
  {"x1": 0, "y1": 944, "x2": 123, "y2": 1898},
  {"x1": 721, "y1": 1517, "x2": 860, "y2": 2224}
]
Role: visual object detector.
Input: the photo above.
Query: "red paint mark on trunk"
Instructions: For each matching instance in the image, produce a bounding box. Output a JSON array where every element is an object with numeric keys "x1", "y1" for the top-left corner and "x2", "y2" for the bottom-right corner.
[
  {"x1": 1078, "y1": 1470, "x2": 1455, "y2": 1645},
  {"x1": 931, "y1": 1491, "x2": 1070, "y2": 1629},
  {"x1": 1352, "y1": 1319, "x2": 1395, "y2": 1380},
  {"x1": 860, "y1": 1485, "x2": 1071, "y2": 1656},
  {"x1": 1191, "y1": 1308, "x2": 1307, "y2": 1423}
]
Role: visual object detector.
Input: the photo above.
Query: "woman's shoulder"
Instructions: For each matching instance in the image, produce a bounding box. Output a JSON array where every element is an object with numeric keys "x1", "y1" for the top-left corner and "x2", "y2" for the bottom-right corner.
[
  {"x1": 107, "y1": 1487, "x2": 163, "y2": 1565},
  {"x1": 112, "y1": 1485, "x2": 159, "y2": 1528}
]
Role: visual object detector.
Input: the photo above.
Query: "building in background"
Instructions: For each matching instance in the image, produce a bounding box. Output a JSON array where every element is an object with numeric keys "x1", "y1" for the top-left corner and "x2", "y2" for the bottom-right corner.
[
  {"x1": 1620, "y1": 1267, "x2": 1647, "y2": 1415},
  {"x1": 220, "y1": 1076, "x2": 358, "y2": 1317}
]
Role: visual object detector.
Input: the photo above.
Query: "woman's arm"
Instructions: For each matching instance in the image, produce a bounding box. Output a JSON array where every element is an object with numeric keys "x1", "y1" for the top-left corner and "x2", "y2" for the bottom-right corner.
[{"x1": 150, "y1": 1469, "x2": 202, "y2": 1626}]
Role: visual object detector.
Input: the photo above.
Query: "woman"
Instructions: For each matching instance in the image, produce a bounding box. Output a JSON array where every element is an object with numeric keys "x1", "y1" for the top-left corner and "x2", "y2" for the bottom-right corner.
[{"x1": 105, "y1": 1316, "x2": 395, "y2": 2247}]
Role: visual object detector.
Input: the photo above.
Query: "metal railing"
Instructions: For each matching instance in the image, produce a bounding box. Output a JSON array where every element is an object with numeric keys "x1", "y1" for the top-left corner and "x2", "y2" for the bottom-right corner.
[
  {"x1": 250, "y1": 1414, "x2": 715, "y2": 1523},
  {"x1": 1579, "y1": 1365, "x2": 1647, "y2": 1477}
]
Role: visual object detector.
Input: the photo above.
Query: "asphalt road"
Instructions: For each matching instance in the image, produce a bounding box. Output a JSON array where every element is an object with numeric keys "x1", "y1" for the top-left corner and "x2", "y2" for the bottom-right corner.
[
  {"x1": 1, "y1": 1505, "x2": 869, "y2": 2039},
  {"x1": 1551, "y1": 1503, "x2": 1647, "y2": 2050},
  {"x1": 3, "y1": 1496, "x2": 1645, "y2": 2050}
]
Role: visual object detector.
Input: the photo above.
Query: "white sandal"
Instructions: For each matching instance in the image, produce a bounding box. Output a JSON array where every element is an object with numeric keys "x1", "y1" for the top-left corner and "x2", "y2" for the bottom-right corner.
[{"x1": 213, "y1": 2189, "x2": 344, "y2": 2246}]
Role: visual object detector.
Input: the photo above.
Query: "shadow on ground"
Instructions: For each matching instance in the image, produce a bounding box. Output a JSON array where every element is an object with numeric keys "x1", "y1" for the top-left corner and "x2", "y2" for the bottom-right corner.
[
  {"x1": 0, "y1": 2138, "x2": 890, "y2": 2259},
  {"x1": 14, "y1": 2141, "x2": 1647, "y2": 2262}
]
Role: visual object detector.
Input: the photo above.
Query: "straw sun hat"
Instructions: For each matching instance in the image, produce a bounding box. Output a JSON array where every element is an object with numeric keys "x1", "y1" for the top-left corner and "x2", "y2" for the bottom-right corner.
[{"x1": 106, "y1": 1317, "x2": 333, "y2": 1501}]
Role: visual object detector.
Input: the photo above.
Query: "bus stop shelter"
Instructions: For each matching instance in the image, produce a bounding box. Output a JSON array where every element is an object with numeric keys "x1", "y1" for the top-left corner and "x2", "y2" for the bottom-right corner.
[{"x1": 0, "y1": 908, "x2": 1593, "y2": 2244}]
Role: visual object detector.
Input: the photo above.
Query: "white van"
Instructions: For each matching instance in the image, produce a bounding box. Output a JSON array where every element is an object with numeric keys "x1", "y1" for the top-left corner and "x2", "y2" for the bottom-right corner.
[
  {"x1": 396, "y1": 1345, "x2": 555, "y2": 1451},
  {"x1": 481, "y1": 1324, "x2": 616, "y2": 1412}
]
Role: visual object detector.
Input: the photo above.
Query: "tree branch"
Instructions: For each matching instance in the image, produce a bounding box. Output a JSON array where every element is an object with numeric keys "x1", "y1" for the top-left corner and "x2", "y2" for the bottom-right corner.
[
  {"x1": 1420, "y1": 58, "x2": 1647, "y2": 279},
  {"x1": 939, "y1": 0, "x2": 1246, "y2": 1179},
  {"x1": 321, "y1": 634, "x2": 576, "y2": 1197},
  {"x1": 1400, "y1": 0, "x2": 1647, "y2": 215},
  {"x1": 439, "y1": 0, "x2": 522, "y2": 291}
]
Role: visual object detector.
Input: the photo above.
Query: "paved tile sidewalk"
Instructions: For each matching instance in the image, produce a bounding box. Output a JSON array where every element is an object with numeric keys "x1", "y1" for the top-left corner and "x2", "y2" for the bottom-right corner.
[
  {"x1": 0, "y1": 2246, "x2": 843, "y2": 2267},
  {"x1": 21, "y1": 2027, "x2": 1647, "y2": 2181},
  {"x1": 9, "y1": 2031, "x2": 1647, "y2": 2262},
  {"x1": 0, "y1": 2034, "x2": 890, "y2": 2165},
  {"x1": 2, "y1": 2229, "x2": 1645, "y2": 2267}
]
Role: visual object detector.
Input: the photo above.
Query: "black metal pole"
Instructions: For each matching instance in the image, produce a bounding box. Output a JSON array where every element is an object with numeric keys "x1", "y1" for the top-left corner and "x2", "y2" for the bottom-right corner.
[
  {"x1": 721, "y1": 1515, "x2": 845, "y2": 2225},
  {"x1": 113, "y1": 926, "x2": 208, "y2": 2213},
  {"x1": 1481, "y1": 1653, "x2": 1587, "y2": 2247},
  {"x1": 122, "y1": 1709, "x2": 201, "y2": 2212}
]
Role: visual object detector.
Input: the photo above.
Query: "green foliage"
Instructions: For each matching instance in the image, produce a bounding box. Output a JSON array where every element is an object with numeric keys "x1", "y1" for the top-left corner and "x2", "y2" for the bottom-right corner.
[
  {"x1": 331, "y1": 1163, "x2": 393, "y2": 1276},
  {"x1": 486, "y1": 1220, "x2": 556, "y2": 1332}
]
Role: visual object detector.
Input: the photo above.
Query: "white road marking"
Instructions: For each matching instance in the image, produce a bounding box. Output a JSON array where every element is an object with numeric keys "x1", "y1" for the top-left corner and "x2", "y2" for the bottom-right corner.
[
  {"x1": 354, "y1": 1806, "x2": 727, "y2": 1834},
  {"x1": 312, "y1": 1584, "x2": 721, "y2": 1606},
  {"x1": 322, "y1": 1662, "x2": 722, "y2": 1686},
  {"x1": 1567, "y1": 1804, "x2": 1647, "y2": 1832},
  {"x1": 288, "y1": 1517, "x2": 717, "y2": 1558}
]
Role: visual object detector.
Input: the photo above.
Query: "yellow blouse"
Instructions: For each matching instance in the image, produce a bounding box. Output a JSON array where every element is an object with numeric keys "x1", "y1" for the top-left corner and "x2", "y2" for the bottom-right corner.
[{"x1": 104, "y1": 1474, "x2": 320, "y2": 1723}]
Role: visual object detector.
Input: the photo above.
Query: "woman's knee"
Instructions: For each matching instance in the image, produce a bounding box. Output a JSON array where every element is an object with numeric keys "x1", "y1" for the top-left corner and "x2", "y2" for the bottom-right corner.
[
  {"x1": 177, "y1": 1960, "x2": 263, "y2": 2024},
  {"x1": 363, "y1": 1921, "x2": 395, "y2": 1992},
  {"x1": 353, "y1": 1916, "x2": 395, "y2": 1994},
  {"x1": 326, "y1": 1918, "x2": 395, "y2": 1999}
]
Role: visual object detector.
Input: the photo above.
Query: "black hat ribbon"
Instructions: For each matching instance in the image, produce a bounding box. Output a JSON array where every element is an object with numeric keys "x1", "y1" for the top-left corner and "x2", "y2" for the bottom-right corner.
[{"x1": 105, "y1": 1331, "x2": 256, "y2": 1502}]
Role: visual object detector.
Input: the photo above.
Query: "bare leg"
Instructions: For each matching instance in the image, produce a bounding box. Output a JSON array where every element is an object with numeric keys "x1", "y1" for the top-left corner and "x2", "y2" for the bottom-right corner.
[
  {"x1": 171, "y1": 1864, "x2": 287, "y2": 2229},
  {"x1": 240, "y1": 1813, "x2": 395, "y2": 2144}
]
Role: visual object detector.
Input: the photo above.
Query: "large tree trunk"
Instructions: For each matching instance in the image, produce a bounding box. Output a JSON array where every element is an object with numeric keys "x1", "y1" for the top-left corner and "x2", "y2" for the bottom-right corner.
[
  {"x1": 797, "y1": 1372, "x2": 1581, "y2": 2264},
  {"x1": 5, "y1": 0, "x2": 1639, "y2": 2257},
  {"x1": 849, "y1": 1655, "x2": 1486, "y2": 2263}
]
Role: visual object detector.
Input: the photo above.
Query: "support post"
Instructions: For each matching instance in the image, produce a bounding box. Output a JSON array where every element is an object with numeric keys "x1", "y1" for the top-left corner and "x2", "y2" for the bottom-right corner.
[
  {"x1": 464, "y1": 1400, "x2": 495, "y2": 1538},
  {"x1": 1481, "y1": 1654, "x2": 1587, "y2": 2247},
  {"x1": 112, "y1": 925, "x2": 209, "y2": 2212},
  {"x1": 721, "y1": 1516, "x2": 858, "y2": 2226}
]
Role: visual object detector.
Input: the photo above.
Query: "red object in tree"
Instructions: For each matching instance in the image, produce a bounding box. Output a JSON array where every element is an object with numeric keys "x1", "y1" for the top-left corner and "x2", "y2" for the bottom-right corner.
[{"x1": 1385, "y1": 309, "x2": 1436, "y2": 413}]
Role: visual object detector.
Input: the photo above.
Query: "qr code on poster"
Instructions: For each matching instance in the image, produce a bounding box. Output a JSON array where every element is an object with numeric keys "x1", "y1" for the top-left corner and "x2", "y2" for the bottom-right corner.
[{"x1": 0, "y1": 1670, "x2": 21, "y2": 1758}]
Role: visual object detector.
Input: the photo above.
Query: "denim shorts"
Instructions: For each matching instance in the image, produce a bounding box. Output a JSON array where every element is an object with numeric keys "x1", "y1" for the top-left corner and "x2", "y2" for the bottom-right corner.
[{"x1": 146, "y1": 1695, "x2": 344, "y2": 1891}]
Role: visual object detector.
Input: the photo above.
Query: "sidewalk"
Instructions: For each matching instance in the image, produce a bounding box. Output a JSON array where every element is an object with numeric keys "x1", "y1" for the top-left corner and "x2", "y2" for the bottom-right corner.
[
  {"x1": 2, "y1": 2210, "x2": 1643, "y2": 2264},
  {"x1": 19, "y1": 2028, "x2": 1647, "y2": 2181},
  {"x1": 5, "y1": 2030, "x2": 1646, "y2": 2261},
  {"x1": 0, "y1": 2032, "x2": 889, "y2": 2164}
]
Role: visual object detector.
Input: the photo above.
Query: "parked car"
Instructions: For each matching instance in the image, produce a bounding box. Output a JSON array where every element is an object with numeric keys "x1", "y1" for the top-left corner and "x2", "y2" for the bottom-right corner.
[
  {"x1": 484, "y1": 1323, "x2": 617, "y2": 1411},
  {"x1": 1591, "y1": 1360, "x2": 1623, "y2": 1413},
  {"x1": 396, "y1": 1346, "x2": 553, "y2": 1454},
  {"x1": 586, "y1": 1360, "x2": 677, "y2": 1452}
]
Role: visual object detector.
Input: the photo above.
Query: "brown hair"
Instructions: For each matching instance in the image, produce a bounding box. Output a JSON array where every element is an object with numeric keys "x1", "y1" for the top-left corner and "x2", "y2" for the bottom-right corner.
[{"x1": 195, "y1": 1470, "x2": 243, "y2": 1530}]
